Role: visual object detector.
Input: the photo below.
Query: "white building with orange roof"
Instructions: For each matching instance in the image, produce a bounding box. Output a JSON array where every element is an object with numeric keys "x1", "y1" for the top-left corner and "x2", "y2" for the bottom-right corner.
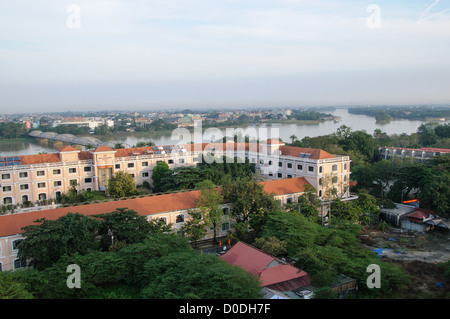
[
  {"x1": 0, "y1": 177, "x2": 313, "y2": 271},
  {"x1": 0, "y1": 139, "x2": 351, "y2": 208}
]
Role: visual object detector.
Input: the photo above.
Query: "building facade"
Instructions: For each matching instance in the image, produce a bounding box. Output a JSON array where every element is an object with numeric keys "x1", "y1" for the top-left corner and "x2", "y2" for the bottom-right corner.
[
  {"x1": 0, "y1": 176, "x2": 312, "y2": 272},
  {"x1": 1, "y1": 139, "x2": 351, "y2": 207}
]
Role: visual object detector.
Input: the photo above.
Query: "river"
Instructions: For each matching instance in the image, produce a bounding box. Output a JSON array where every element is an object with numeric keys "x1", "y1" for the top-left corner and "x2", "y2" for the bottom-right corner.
[{"x1": 0, "y1": 108, "x2": 426, "y2": 157}]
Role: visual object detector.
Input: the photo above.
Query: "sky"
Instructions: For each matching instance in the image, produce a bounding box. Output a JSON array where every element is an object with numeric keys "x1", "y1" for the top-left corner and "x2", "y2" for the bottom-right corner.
[{"x1": 0, "y1": 0, "x2": 450, "y2": 113}]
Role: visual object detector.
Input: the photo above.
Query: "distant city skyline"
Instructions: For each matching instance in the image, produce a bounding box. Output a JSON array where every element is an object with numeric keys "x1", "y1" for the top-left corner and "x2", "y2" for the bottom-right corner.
[{"x1": 1, "y1": 0, "x2": 450, "y2": 113}]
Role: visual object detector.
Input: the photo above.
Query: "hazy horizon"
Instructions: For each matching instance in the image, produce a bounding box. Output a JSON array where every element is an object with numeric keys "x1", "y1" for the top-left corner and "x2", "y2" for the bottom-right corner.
[{"x1": 1, "y1": 0, "x2": 450, "y2": 113}]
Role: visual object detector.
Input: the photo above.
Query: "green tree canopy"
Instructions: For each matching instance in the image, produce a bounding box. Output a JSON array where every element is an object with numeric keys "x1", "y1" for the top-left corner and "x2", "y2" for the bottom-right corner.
[
  {"x1": 107, "y1": 171, "x2": 138, "y2": 198},
  {"x1": 17, "y1": 213, "x2": 100, "y2": 270}
]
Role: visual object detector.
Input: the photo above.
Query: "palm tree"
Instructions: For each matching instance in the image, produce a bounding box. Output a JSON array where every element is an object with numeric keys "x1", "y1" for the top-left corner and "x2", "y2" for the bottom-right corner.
[
  {"x1": 114, "y1": 142, "x2": 125, "y2": 149},
  {"x1": 85, "y1": 143, "x2": 94, "y2": 151},
  {"x1": 290, "y1": 135, "x2": 298, "y2": 144}
]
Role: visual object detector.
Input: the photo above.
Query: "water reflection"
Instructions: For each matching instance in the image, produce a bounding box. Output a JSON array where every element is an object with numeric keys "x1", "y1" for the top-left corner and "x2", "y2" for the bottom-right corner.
[{"x1": 0, "y1": 108, "x2": 427, "y2": 156}]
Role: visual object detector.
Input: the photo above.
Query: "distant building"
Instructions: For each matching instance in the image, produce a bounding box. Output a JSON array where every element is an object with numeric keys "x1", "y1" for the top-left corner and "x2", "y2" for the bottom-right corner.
[{"x1": 379, "y1": 146, "x2": 450, "y2": 161}]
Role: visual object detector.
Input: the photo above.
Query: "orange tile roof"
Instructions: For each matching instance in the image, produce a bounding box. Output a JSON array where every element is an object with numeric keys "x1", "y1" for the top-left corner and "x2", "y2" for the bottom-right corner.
[
  {"x1": 0, "y1": 178, "x2": 310, "y2": 238},
  {"x1": 20, "y1": 153, "x2": 62, "y2": 165},
  {"x1": 279, "y1": 146, "x2": 336, "y2": 160},
  {"x1": 261, "y1": 177, "x2": 310, "y2": 195},
  {"x1": 58, "y1": 146, "x2": 78, "y2": 152},
  {"x1": 0, "y1": 190, "x2": 201, "y2": 237},
  {"x1": 93, "y1": 146, "x2": 114, "y2": 153},
  {"x1": 114, "y1": 146, "x2": 156, "y2": 158},
  {"x1": 262, "y1": 138, "x2": 285, "y2": 145}
]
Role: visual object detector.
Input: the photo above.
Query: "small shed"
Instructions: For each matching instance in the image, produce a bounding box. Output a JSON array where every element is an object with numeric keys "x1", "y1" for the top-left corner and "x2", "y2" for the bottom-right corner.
[
  {"x1": 380, "y1": 204, "x2": 416, "y2": 227},
  {"x1": 401, "y1": 209, "x2": 436, "y2": 232}
]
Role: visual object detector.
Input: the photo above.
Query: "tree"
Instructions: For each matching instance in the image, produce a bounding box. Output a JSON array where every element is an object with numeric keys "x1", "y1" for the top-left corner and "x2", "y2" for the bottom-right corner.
[
  {"x1": 222, "y1": 176, "x2": 278, "y2": 236},
  {"x1": 254, "y1": 236, "x2": 288, "y2": 257},
  {"x1": 196, "y1": 180, "x2": 224, "y2": 244},
  {"x1": 139, "y1": 251, "x2": 261, "y2": 299},
  {"x1": 181, "y1": 209, "x2": 207, "y2": 248},
  {"x1": 93, "y1": 208, "x2": 153, "y2": 251},
  {"x1": 17, "y1": 213, "x2": 100, "y2": 270},
  {"x1": 289, "y1": 134, "x2": 298, "y2": 144},
  {"x1": 114, "y1": 142, "x2": 125, "y2": 149},
  {"x1": 151, "y1": 161, "x2": 172, "y2": 193},
  {"x1": 0, "y1": 272, "x2": 34, "y2": 299},
  {"x1": 107, "y1": 171, "x2": 138, "y2": 198}
]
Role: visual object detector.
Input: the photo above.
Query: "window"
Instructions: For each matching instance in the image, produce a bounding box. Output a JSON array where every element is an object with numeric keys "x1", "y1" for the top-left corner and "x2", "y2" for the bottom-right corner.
[
  {"x1": 14, "y1": 259, "x2": 27, "y2": 270},
  {"x1": 179, "y1": 159, "x2": 185, "y2": 164},
  {"x1": 287, "y1": 174, "x2": 292, "y2": 179},
  {"x1": 53, "y1": 169, "x2": 61, "y2": 175},
  {"x1": 344, "y1": 163, "x2": 347, "y2": 170},
  {"x1": 38, "y1": 193, "x2": 47, "y2": 200},
  {"x1": 69, "y1": 168, "x2": 77, "y2": 174},
  {"x1": 142, "y1": 172, "x2": 149, "y2": 178},
  {"x1": 175, "y1": 214, "x2": 185, "y2": 223},
  {"x1": 168, "y1": 159, "x2": 174, "y2": 164},
  {"x1": 297, "y1": 164, "x2": 303, "y2": 170},
  {"x1": 127, "y1": 163, "x2": 134, "y2": 168},
  {"x1": 54, "y1": 181, "x2": 62, "y2": 187},
  {"x1": 3, "y1": 197, "x2": 12, "y2": 205},
  {"x1": 287, "y1": 163, "x2": 292, "y2": 169},
  {"x1": 319, "y1": 190, "x2": 322, "y2": 197},
  {"x1": 332, "y1": 176, "x2": 338, "y2": 184},
  {"x1": 130, "y1": 174, "x2": 135, "y2": 178},
  {"x1": 308, "y1": 166, "x2": 314, "y2": 172},
  {"x1": 115, "y1": 164, "x2": 121, "y2": 169},
  {"x1": 332, "y1": 164, "x2": 338, "y2": 172},
  {"x1": 19, "y1": 172, "x2": 28, "y2": 178},
  {"x1": 142, "y1": 161, "x2": 149, "y2": 167},
  {"x1": 157, "y1": 217, "x2": 167, "y2": 225},
  {"x1": 37, "y1": 182, "x2": 46, "y2": 188},
  {"x1": 319, "y1": 178, "x2": 323, "y2": 186},
  {"x1": 22, "y1": 195, "x2": 29, "y2": 203},
  {"x1": 277, "y1": 173, "x2": 283, "y2": 178},
  {"x1": 278, "y1": 161, "x2": 283, "y2": 167},
  {"x1": 84, "y1": 166, "x2": 92, "y2": 172},
  {"x1": 319, "y1": 166, "x2": 323, "y2": 173},
  {"x1": 70, "y1": 179, "x2": 77, "y2": 185},
  {"x1": 12, "y1": 239, "x2": 23, "y2": 250},
  {"x1": 1, "y1": 173, "x2": 11, "y2": 180},
  {"x1": 222, "y1": 207, "x2": 230, "y2": 215},
  {"x1": 344, "y1": 175, "x2": 348, "y2": 182},
  {"x1": 222, "y1": 222, "x2": 230, "y2": 231},
  {"x1": 84, "y1": 178, "x2": 92, "y2": 183},
  {"x1": 37, "y1": 171, "x2": 45, "y2": 176},
  {"x1": 0, "y1": 262, "x2": 2, "y2": 272},
  {"x1": 286, "y1": 197, "x2": 293, "y2": 204},
  {"x1": 2, "y1": 186, "x2": 12, "y2": 192},
  {"x1": 55, "y1": 191, "x2": 62, "y2": 200},
  {"x1": 20, "y1": 184, "x2": 29, "y2": 190},
  {"x1": 268, "y1": 160, "x2": 273, "y2": 165}
]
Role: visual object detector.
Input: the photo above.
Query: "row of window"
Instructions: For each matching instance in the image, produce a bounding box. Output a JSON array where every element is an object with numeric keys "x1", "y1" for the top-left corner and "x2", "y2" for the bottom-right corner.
[
  {"x1": 263, "y1": 162, "x2": 347, "y2": 173},
  {"x1": 0, "y1": 159, "x2": 186, "y2": 181},
  {"x1": 1, "y1": 178, "x2": 94, "y2": 193},
  {"x1": 0, "y1": 259, "x2": 27, "y2": 271},
  {"x1": 1, "y1": 167, "x2": 92, "y2": 180}
]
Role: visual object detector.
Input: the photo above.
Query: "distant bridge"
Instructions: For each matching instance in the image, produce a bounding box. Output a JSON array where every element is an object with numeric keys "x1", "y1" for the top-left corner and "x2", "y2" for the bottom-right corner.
[{"x1": 28, "y1": 131, "x2": 129, "y2": 149}]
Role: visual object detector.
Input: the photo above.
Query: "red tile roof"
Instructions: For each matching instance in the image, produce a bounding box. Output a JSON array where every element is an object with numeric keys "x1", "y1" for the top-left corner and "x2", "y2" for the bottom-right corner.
[
  {"x1": 0, "y1": 178, "x2": 310, "y2": 238},
  {"x1": 20, "y1": 153, "x2": 62, "y2": 165},
  {"x1": 261, "y1": 177, "x2": 310, "y2": 196},
  {"x1": 262, "y1": 139, "x2": 285, "y2": 145},
  {"x1": 58, "y1": 146, "x2": 79, "y2": 152},
  {"x1": 279, "y1": 146, "x2": 336, "y2": 160},
  {"x1": 0, "y1": 190, "x2": 201, "y2": 237},
  {"x1": 221, "y1": 241, "x2": 310, "y2": 291},
  {"x1": 93, "y1": 146, "x2": 114, "y2": 153}
]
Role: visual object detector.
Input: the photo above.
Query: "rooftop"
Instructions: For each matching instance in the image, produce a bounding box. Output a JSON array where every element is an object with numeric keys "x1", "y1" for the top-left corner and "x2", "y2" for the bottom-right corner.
[{"x1": 0, "y1": 177, "x2": 311, "y2": 238}]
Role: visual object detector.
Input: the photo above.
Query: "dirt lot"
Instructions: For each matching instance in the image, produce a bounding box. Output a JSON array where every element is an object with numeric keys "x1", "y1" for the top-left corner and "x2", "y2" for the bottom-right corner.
[{"x1": 359, "y1": 227, "x2": 450, "y2": 298}]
